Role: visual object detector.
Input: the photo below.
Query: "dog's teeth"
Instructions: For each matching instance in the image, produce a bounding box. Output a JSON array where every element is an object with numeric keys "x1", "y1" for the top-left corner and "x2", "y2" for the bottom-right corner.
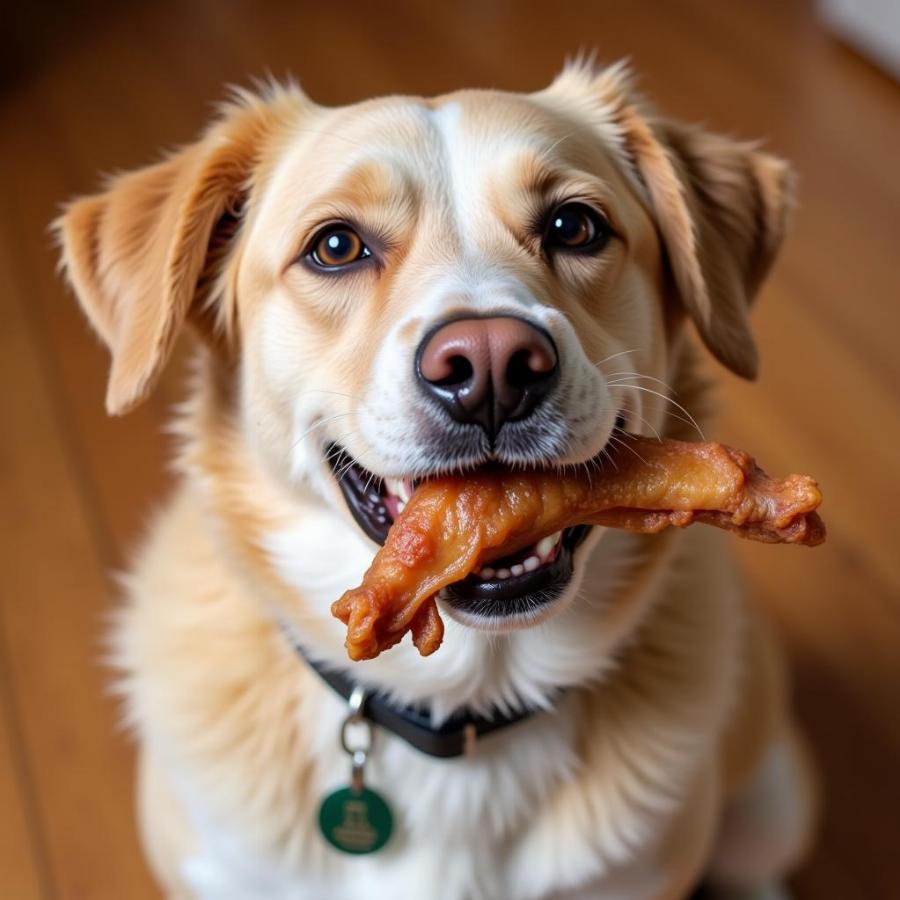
[
  {"x1": 479, "y1": 566, "x2": 495, "y2": 579},
  {"x1": 535, "y1": 532, "x2": 561, "y2": 559},
  {"x1": 523, "y1": 556, "x2": 540, "y2": 572},
  {"x1": 496, "y1": 568, "x2": 511, "y2": 580},
  {"x1": 384, "y1": 478, "x2": 412, "y2": 503},
  {"x1": 510, "y1": 564, "x2": 524, "y2": 577},
  {"x1": 384, "y1": 477, "x2": 407, "y2": 501},
  {"x1": 397, "y1": 501, "x2": 406, "y2": 514}
]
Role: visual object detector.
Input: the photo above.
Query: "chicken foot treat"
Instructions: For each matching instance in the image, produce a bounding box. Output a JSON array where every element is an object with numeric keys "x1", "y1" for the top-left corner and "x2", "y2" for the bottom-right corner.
[{"x1": 332, "y1": 435, "x2": 825, "y2": 661}]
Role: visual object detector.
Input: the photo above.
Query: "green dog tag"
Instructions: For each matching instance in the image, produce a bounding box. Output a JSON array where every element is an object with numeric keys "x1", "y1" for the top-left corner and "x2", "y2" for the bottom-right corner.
[{"x1": 318, "y1": 786, "x2": 393, "y2": 855}]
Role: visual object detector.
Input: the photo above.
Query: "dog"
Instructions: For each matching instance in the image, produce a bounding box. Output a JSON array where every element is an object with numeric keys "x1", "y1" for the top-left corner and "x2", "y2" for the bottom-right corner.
[{"x1": 55, "y1": 61, "x2": 816, "y2": 900}]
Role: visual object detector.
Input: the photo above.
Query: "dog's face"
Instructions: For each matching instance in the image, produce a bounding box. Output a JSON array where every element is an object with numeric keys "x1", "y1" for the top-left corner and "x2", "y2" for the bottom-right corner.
[
  {"x1": 57, "y1": 64, "x2": 791, "y2": 655},
  {"x1": 237, "y1": 79, "x2": 679, "y2": 631},
  {"x1": 242, "y1": 85, "x2": 664, "y2": 478}
]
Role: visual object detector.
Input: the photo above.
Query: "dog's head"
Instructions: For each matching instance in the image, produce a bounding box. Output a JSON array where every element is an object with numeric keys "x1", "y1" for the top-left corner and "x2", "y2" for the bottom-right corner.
[{"x1": 56, "y1": 63, "x2": 792, "y2": 693}]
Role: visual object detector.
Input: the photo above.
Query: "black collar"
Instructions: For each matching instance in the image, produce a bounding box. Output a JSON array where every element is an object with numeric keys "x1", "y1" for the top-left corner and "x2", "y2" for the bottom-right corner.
[{"x1": 292, "y1": 641, "x2": 544, "y2": 759}]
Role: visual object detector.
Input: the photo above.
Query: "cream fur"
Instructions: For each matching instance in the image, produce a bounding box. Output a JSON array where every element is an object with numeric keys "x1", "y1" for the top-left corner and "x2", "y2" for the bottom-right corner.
[
  {"x1": 58, "y1": 62, "x2": 815, "y2": 899},
  {"x1": 119, "y1": 368, "x2": 735, "y2": 899}
]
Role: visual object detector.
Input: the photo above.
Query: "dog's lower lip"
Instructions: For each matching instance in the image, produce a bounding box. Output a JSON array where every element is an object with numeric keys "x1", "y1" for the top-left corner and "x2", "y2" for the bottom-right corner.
[{"x1": 439, "y1": 525, "x2": 591, "y2": 619}]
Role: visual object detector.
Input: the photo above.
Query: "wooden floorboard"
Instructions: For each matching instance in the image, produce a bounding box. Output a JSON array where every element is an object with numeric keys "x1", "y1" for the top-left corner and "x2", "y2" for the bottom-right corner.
[
  {"x1": 0, "y1": 173, "x2": 157, "y2": 898},
  {"x1": 0, "y1": 627, "x2": 46, "y2": 900},
  {"x1": 1, "y1": 0, "x2": 898, "y2": 897}
]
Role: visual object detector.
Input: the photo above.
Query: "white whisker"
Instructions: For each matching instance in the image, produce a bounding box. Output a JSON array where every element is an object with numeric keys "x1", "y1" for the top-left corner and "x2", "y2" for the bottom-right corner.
[
  {"x1": 609, "y1": 384, "x2": 704, "y2": 440},
  {"x1": 592, "y1": 348, "x2": 639, "y2": 368},
  {"x1": 599, "y1": 444, "x2": 619, "y2": 473},
  {"x1": 616, "y1": 407, "x2": 661, "y2": 441},
  {"x1": 322, "y1": 443, "x2": 349, "y2": 465},
  {"x1": 290, "y1": 411, "x2": 355, "y2": 451},
  {"x1": 293, "y1": 388, "x2": 366, "y2": 403},
  {"x1": 608, "y1": 433, "x2": 649, "y2": 466},
  {"x1": 605, "y1": 372, "x2": 680, "y2": 394}
]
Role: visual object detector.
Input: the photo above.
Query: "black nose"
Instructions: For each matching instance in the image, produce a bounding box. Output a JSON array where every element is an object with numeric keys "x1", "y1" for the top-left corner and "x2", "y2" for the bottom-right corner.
[{"x1": 415, "y1": 316, "x2": 560, "y2": 441}]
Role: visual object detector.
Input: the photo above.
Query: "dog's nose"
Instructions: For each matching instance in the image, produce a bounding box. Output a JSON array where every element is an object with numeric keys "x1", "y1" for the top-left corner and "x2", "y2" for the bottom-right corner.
[{"x1": 416, "y1": 316, "x2": 559, "y2": 440}]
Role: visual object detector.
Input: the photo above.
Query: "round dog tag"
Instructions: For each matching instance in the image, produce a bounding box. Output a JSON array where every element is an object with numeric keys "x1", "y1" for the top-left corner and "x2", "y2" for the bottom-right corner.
[{"x1": 318, "y1": 786, "x2": 393, "y2": 854}]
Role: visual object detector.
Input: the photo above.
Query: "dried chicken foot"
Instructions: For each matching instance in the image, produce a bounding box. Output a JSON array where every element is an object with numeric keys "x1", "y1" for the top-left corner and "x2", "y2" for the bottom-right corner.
[{"x1": 332, "y1": 435, "x2": 824, "y2": 661}]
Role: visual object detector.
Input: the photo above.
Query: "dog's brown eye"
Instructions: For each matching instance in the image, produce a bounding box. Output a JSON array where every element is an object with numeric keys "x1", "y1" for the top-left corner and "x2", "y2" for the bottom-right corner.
[
  {"x1": 543, "y1": 203, "x2": 611, "y2": 253},
  {"x1": 309, "y1": 226, "x2": 371, "y2": 269}
]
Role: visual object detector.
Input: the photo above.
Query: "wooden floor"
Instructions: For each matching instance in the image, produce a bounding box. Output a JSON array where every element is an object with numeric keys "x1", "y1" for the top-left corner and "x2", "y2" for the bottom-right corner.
[{"x1": 1, "y1": 0, "x2": 898, "y2": 897}]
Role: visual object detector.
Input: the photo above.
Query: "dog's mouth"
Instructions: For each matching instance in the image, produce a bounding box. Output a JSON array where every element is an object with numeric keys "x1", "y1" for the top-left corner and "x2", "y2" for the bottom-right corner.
[{"x1": 324, "y1": 444, "x2": 595, "y2": 624}]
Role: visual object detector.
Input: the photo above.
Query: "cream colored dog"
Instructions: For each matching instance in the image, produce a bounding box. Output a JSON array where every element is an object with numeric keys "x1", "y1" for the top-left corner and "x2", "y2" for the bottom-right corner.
[{"x1": 56, "y1": 62, "x2": 816, "y2": 900}]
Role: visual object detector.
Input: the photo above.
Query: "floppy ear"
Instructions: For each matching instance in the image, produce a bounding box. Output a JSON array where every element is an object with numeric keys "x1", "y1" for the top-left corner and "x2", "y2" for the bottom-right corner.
[
  {"x1": 619, "y1": 107, "x2": 794, "y2": 379},
  {"x1": 54, "y1": 87, "x2": 300, "y2": 414},
  {"x1": 544, "y1": 61, "x2": 794, "y2": 379}
]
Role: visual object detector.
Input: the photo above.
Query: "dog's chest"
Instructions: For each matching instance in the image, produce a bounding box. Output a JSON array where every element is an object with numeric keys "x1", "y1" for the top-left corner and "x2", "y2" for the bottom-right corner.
[
  {"x1": 180, "y1": 690, "x2": 666, "y2": 900},
  {"x1": 151, "y1": 495, "x2": 735, "y2": 899}
]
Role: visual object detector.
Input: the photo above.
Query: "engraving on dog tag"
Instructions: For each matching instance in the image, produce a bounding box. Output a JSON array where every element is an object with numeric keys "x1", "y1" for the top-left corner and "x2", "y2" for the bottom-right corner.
[{"x1": 318, "y1": 786, "x2": 393, "y2": 854}]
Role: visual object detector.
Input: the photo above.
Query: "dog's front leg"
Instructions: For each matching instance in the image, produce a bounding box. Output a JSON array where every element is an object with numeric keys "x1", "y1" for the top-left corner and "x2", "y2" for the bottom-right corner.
[
  {"x1": 704, "y1": 728, "x2": 816, "y2": 897},
  {"x1": 544, "y1": 761, "x2": 719, "y2": 900}
]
